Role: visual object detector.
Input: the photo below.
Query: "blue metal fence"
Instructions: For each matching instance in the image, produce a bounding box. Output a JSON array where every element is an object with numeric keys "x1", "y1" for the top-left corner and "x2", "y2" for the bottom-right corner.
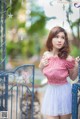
[
  {"x1": 0, "y1": 73, "x2": 8, "y2": 111},
  {"x1": 72, "y1": 83, "x2": 80, "y2": 119},
  {"x1": 0, "y1": 0, "x2": 6, "y2": 70},
  {"x1": 0, "y1": 64, "x2": 35, "y2": 119},
  {"x1": 72, "y1": 61, "x2": 80, "y2": 119}
]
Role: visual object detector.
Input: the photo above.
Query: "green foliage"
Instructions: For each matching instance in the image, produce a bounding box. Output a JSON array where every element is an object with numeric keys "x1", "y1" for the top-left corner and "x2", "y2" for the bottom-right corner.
[
  {"x1": 27, "y1": 4, "x2": 46, "y2": 36},
  {"x1": 6, "y1": 0, "x2": 22, "y2": 16},
  {"x1": 6, "y1": 0, "x2": 47, "y2": 58},
  {"x1": 7, "y1": 41, "x2": 21, "y2": 58},
  {"x1": 18, "y1": 22, "x2": 25, "y2": 28},
  {"x1": 66, "y1": 2, "x2": 80, "y2": 57},
  {"x1": 26, "y1": 39, "x2": 36, "y2": 57},
  {"x1": 20, "y1": 40, "x2": 28, "y2": 56},
  {"x1": 34, "y1": 79, "x2": 41, "y2": 85},
  {"x1": 71, "y1": 19, "x2": 80, "y2": 28},
  {"x1": 6, "y1": 39, "x2": 36, "y2": 58},
  {"x1": 70, "y1": 45, "x2": 80, "y2": 57}
]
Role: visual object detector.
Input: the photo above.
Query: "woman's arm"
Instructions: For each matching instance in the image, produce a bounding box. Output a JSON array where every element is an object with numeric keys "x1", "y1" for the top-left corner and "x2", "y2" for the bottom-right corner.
[
  {"x1": 39, "y1": 51, "x2": 49, "y2": 70},
  {"x1": 68, "y1": 61, "x2": 78, "y2": 80},
  {"x1": 68, "y1": 56, "x2": 80, "y2": 80}
]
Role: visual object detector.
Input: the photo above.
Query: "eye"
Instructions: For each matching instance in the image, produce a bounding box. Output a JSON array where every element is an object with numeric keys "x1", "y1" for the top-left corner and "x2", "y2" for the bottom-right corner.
[
  {"x1": 55, "y1": 35, "x2": 59, "y2": 38},
  {"x1": 62, "y1": 36, "x2": 65, "y2": 39}
]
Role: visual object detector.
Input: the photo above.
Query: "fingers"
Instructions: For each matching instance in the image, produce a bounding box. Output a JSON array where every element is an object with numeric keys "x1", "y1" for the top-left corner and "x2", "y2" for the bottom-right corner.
[
  {"x1": 41, "y1": 59, "x2": 48, "y2": 66},
  {"x1": 41, "y1": 56, "x2": 49, "y2": 67},
  {"x1": 75, "y1": 56, "x2": 80, "y2": 62}
]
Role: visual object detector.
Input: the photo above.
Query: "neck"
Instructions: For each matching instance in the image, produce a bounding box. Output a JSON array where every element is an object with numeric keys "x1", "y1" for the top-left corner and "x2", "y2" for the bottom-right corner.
[{"x1": 51, "y1": 49, "x2": 58, "y2": 56}]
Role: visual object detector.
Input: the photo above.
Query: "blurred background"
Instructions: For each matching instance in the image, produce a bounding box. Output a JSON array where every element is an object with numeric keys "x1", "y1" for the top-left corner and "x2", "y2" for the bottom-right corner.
[
  {"x1": 0, "y1": 1, "x2": 80, "y2": 118},
  {"x1": 6, "y1": 0, "x2": 80, "y2": 67},
  {"x1": 5, "y1": 0, "x2": 80, "y2": 84}
]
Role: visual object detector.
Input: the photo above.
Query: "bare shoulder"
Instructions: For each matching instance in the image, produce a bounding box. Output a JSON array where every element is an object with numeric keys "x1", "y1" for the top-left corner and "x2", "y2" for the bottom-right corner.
[
  {"x1": 43, "y1": 51, "x2": 53, "y2": 58},
  {"x1": 43, "y1": 51, "x2": 50, "y2": 55},
  {"x1": 66, "y1": 55, "x2": 74, "y2": 61}
]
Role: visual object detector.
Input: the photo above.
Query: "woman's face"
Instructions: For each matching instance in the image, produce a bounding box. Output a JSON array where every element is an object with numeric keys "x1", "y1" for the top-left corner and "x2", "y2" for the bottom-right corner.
[{"x1": 52, "y1": 32, "x2": 65, "y2": 50}]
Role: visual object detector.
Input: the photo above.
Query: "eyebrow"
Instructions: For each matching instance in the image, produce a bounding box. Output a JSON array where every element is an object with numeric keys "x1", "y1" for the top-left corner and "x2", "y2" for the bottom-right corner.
[{"x1": 57, "y1": 34, "x2": 65, "y2": 37}]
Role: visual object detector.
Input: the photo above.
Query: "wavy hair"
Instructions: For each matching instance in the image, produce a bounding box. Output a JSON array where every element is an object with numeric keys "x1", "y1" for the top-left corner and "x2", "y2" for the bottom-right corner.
[{"x1": 46, "y1": 26, "x2": 70, "y2": 59}]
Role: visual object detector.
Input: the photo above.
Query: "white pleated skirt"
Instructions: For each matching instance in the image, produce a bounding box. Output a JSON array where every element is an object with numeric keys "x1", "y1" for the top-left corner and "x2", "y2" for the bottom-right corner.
[{"x1": 41, "y1": 83, "x2": 72, "y2": 116}]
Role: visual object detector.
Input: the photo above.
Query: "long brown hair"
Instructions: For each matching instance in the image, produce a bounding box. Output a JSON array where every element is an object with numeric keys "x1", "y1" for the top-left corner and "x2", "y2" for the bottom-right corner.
[{"x1": 46, "y1": 26, "x2": 70, "y2": 59}]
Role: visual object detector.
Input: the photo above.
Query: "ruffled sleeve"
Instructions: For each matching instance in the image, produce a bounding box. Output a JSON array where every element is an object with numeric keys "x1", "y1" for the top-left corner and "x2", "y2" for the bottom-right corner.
[{"x1": 65, "y1": 57, "x2": 75, "y2": 70}]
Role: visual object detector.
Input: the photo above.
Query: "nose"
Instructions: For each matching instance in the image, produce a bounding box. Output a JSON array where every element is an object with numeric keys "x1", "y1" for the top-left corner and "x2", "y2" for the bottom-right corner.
[{"x1": 58, "y1": 38, "x2": 62, "y2": 42}]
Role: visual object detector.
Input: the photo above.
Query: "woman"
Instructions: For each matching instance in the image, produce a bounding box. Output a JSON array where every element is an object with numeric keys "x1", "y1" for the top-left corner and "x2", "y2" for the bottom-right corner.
[{"x1": 39, "y1": 26, "x2": 80, "y2": 119}]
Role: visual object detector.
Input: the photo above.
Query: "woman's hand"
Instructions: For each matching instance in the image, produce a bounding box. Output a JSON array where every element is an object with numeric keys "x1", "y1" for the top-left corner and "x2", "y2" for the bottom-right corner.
[
  {"x1": 75, "y1": 56, "x2": 80, "y2": 63},
  {"x1": 39, "y1": 55, "x2": 49, "y2": 69},
  {"x1": 41, "y1": 55, "x2": 49, "y2": 66}
]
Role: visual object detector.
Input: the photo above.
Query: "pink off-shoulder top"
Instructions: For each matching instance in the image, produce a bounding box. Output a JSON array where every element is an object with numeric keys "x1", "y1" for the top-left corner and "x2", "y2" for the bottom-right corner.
[{"x1": 42, "y1": 57, "x2": 75, "y2": 84}]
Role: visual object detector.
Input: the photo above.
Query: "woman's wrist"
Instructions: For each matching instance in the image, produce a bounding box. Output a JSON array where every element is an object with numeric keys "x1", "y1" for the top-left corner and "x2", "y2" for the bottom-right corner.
[{"x1": 39, "y1": 63, "x2": 44, "y2": 69}]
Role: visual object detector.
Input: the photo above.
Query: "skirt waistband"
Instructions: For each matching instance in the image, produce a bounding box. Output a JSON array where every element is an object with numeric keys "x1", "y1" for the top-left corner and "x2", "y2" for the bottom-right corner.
[{"x1": 47, "y1": 82, "x2": 72, "y2": 87}]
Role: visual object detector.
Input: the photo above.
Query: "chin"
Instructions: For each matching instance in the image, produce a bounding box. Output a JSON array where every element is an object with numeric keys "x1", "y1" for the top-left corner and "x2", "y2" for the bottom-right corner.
[{"x1": 57, "y1": 46, "x2": 63, "y2": 49}]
